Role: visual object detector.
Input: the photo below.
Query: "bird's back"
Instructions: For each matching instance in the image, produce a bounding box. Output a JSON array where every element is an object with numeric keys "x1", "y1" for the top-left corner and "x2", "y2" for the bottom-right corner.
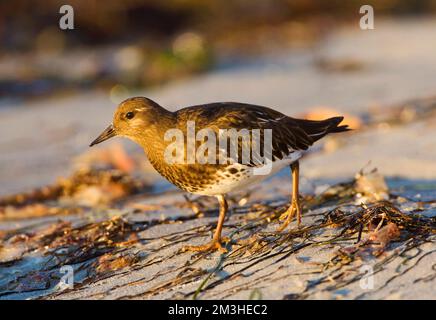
[{"x1": 174, "y1": 102, "x2": 349, "y2": 156}]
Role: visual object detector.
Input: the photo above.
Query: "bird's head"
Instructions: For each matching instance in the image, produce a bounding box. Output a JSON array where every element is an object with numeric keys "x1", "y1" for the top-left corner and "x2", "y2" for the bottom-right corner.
[{"x1": 90, "y1": 96, "x2": 166, "y2": 147}]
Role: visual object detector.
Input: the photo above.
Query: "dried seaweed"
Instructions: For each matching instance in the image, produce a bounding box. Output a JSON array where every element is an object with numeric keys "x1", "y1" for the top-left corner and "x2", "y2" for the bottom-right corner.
[
  {"x1": 0, "y1": 168, "x2": 150, "y2": 220},
  {"x1": 0, "y1": 170, "x2": 435, "y2": 300},
  {"x1": 167, "y1": 174, "x2": 435, "y2": 300},
  {"x1": 0, "y1": 216, "x2": 146, "y2": 297}
]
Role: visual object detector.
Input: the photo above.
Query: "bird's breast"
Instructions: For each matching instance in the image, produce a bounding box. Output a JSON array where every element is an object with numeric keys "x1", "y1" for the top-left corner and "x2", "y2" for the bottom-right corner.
[{"x1": 143, "y1": 134, "x2": 303, "y2": 195}]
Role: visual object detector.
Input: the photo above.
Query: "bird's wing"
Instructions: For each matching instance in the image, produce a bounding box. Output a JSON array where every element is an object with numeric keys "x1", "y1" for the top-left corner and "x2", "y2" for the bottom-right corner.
[{"x1": 176, "y1": 103, "x2": 315, "y2": 166}]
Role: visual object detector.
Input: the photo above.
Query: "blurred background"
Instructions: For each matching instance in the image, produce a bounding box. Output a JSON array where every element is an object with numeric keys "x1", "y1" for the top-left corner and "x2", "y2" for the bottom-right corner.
[
  {"x1": 1, "y1": 0, "x2": 436, "y2": 194},
  {"x1": 1, "y1": 0, "x2": 436, "y2": 102}
]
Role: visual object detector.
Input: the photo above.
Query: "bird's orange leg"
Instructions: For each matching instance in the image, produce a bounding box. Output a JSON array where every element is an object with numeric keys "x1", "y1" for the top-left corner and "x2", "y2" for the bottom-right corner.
[
  {"x1": 182, "y1": 195, "x2": 229, "y2": 253},
  {"x1": 278, "y1": 161, "x2": 302, "y2": 231}
]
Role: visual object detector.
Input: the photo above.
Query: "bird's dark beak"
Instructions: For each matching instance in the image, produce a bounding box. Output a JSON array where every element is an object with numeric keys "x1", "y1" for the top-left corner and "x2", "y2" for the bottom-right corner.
[{"x1": 89, "y1": 124, "x2": 116, "y2": 147}]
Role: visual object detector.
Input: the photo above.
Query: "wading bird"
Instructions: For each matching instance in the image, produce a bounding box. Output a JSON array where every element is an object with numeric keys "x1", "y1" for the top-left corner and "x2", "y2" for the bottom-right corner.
[{"x1": 91, "y1": 97, "x2": 349, "y2": 252}]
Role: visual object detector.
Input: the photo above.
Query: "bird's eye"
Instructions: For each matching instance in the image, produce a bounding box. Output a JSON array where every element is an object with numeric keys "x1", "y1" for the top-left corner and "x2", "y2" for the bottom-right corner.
[{"x1": 126, "y1": 112, "x2": 135, "y2": 120}]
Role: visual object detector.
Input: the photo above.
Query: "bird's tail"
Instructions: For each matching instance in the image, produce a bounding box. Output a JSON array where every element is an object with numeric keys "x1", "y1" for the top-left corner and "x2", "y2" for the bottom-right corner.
[{"x1": 296, "y1": 116, "x2": 350, "y2": 142}]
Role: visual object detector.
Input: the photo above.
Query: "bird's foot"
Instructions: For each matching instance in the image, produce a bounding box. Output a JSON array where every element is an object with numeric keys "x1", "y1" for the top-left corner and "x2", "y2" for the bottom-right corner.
[
  {"x1": 277, "y1": 199, "x2": 301, "y2": 232},
  {"x1": 182, "y1": 237, "x2": 230, "y2": 253}
]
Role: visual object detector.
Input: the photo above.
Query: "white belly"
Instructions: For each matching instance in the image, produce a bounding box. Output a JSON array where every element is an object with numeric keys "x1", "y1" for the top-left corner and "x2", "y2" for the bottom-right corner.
[{"x1": 195, "y1": 151, "x2": 302, "y2": 196}]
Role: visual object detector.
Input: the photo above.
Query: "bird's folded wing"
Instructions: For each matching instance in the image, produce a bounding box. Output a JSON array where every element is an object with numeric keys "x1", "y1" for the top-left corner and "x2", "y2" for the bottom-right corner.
[{"x1": 195, "y1": 106, "x2": 314, "y2": 166}]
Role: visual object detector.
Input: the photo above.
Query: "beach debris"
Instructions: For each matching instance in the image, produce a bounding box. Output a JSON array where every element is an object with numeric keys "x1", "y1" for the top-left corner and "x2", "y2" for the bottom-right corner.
[
  {"x1": 308, "y1": 168, "x2": 389, "y2": 209},
  {"x1": 234, "y1": 235, "x2": 269, "y2": 256},
  {"x1": 369, "y1": 222, "x2": 400, "y2": 248},
  {"x1": 48, "y1": 217, "x2": 139, "y2": 251},
  {"x1": 0, "y1": 216, "x2": 146, "y2": 297},
  {"x1": 96, "y1": 253, "x2": 138, "y2": 274},
  {"x1": 58, "y1": 168, "x2": 142, "y2": 206},
  {"x1": 339, "y1": 222, "x2": 400, "y2": 258},
  {"x1": 0, "y1": 241, "x2": 28, "y2": 263},
  {"x1": 354, "y1": 168, "x2": 389, "y2": 204},
  {"x1": 0, "y1": 185, "x2": 63, "y2": 208},
  {"x1": 1, "y1": 204, "x2": 52, "y2": 221},
  {"x1": 0, "y1": 168, "x2": 434, "y2": 299},
  {"x1": 334, "y1": 200, "x2": 434, "y2": 262},
  {"x1": 0, "y1": 167, "x2": 150, "y2": 219},
  {"x1": 306, "y1": 179, "x2": 355, "y2": 208}
]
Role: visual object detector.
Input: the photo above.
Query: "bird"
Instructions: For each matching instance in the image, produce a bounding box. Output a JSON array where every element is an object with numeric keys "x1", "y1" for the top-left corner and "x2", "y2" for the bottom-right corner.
[{"x1": 90, "y1": 97, "x2": 350, "y2": 252}]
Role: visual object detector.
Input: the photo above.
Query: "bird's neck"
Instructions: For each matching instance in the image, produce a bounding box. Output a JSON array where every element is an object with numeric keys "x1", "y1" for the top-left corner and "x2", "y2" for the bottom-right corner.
[{"x1": 136, "y1": 107, "x2": 176, "y2": 171}]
